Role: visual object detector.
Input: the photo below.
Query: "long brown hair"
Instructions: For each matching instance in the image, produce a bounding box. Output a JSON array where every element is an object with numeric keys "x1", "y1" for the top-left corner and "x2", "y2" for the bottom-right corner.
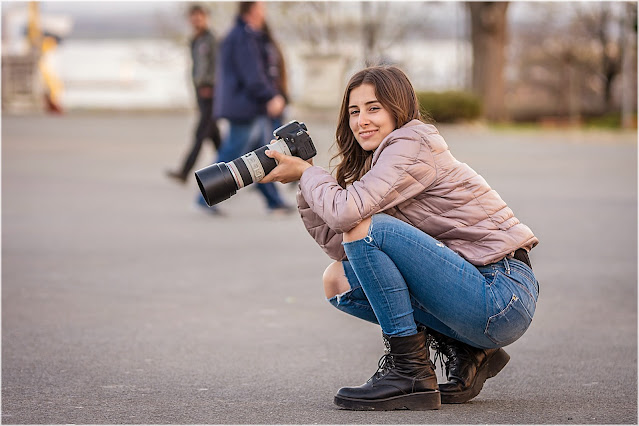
[{"x1": 331, "y1": 66, "x2": 425, "y2": 187}]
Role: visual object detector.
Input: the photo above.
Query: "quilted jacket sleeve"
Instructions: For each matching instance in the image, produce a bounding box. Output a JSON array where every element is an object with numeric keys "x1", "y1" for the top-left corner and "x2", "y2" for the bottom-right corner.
[
  {"x1": 296, "y1": 187, "x2": 346, "y2": 261},
  {"x1": 299, "y1": 130, "x2": 437, "y2": 233}
]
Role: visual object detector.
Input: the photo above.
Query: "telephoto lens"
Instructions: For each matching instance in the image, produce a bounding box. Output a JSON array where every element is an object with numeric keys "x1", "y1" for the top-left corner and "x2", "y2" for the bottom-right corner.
[{"x1": 195, "y1": 120, "x2": 316, "y2": 206}]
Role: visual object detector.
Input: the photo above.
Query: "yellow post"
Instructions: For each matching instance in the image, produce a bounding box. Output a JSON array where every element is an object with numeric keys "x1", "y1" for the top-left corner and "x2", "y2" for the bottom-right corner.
[
  {"x1": 27, "y1": 1, "x2": 42, "y2": 51},
  {"x1": 28, "y1": 1, "x2": 64, "y2": 113},
  {"x1": 39, "y1": 36, "x2": 63, "y2": 111}
]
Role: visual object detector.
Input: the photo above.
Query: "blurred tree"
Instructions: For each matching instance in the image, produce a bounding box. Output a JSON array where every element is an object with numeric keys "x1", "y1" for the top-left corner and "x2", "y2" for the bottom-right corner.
[
  {"x1": 361, "y1": 1, "x2": 381, "y2": 66},
  {"x1": 507, "y1": 2, "x2": 637, "y2": 123},
  {"x1": 275, "y1": 2, "x2": 434, "y2": 66},
  {"x1": 277, "y1": 2, "x2": 345, "y2": 54},
  {"x1": 574, "y1": 2, "x2": 631, "y2": 111},
  {"x1": 467, "y1": 2, "x2": 509, "y2": 122},
  {"x1": 621, "y1": 2, "x2": 637, "y2": 128},
  {"x1": 360, "y1": 2, "x2": 405, "y2": 66}
]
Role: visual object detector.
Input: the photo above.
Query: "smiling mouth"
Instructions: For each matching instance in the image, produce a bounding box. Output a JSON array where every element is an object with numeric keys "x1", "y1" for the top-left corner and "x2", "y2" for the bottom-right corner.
[{"x1": 359, "y1": 129, "x2": 377, "y2": 138}]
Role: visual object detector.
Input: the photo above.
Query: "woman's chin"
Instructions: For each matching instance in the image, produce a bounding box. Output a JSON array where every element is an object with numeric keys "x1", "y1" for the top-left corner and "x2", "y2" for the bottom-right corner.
[{"x1": 359, "y1": 140, "x2": 381, "y2": 151}]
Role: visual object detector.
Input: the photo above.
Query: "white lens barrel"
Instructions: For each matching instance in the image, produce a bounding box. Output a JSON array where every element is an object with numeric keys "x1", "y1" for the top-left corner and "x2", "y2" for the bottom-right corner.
[
  {"x1": 239, "y1": 139, "x2": 291, "y2": 183},
  {"x1": 243, "y1": 151, "x2": 265, "y2": 183}
]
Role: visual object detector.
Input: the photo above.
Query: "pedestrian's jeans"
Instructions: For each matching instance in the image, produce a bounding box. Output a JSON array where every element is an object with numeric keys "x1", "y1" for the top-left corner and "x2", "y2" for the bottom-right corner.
[
  {"x1": 331, "y1": 213, "x2": 539, "y2": 349},
  {"x1": 196, "y1": 116, "x2": 287, "y2": 210}
]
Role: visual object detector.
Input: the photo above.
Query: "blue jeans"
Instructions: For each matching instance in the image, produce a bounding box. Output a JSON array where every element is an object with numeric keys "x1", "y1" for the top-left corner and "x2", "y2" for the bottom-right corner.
[
  {"x1": 196, "y1": 116, "x2": 288, "y2": 209},
  {"x1": 331, "y1": 214, "x2": 539, "y2": 349}
]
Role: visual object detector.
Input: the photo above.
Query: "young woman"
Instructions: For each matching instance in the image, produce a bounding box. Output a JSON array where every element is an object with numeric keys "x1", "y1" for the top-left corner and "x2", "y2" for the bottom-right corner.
[{"x1": 262, "y1": 66, "x2": 539, "y2": 411}]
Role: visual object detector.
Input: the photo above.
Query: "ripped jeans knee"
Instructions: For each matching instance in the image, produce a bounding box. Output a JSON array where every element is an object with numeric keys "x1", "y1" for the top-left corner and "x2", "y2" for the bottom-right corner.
[{"x1": 327, "y1": 260, "x2": 379, "y2": 325}]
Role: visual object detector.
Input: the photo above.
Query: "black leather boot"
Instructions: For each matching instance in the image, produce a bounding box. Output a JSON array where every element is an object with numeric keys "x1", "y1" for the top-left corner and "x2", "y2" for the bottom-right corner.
[
  {"x1": 428, "y1": 330, "x2": 510, "y2": 404},
  {"x1": 334, "y1": 331, "x2": 440, "y2": 410}
]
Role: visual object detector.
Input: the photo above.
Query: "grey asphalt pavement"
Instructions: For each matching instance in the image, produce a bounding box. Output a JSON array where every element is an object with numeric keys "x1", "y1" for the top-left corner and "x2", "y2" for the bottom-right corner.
[{"x1": 2, "y1": 112, "x2": 637, "y2": 424}]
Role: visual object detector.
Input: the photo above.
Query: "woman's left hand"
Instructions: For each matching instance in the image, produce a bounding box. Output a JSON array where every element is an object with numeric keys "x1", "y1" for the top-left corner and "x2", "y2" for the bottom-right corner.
[{"x1": 261, "y1": 148, "x2": 313, "y2": 184}]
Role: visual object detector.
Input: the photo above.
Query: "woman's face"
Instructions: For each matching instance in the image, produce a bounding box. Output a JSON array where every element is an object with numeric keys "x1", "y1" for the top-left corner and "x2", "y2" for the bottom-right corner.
[{"x1": 348, "y1": 84, "x2": 396, "y2": 152}]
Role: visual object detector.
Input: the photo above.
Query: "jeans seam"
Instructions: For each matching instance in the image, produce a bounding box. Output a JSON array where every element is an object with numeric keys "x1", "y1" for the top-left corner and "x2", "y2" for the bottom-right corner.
[
  {"x1": 410, "y1": 294, "x2": 429, "y2": 312},
  {"x1": 519, "y1": 296, "x2": 534, "y2": 320},
  {"x1": 488, "y1": 285, "x2": 501, "y2": 313},
  {"x1": 362, "y1": 238, "x2": 400, "y2": 333},
  {"x1": 509, "y1": 260, "x2": 538, "y2": 293},
  {"x1": 491, "y1": 269, "x2": 536, "y2": 305},
  {"x1": 512, "y1": 277, "x2": 535, "y2": 301},
  {"x1": 484, "y1": 295, "x2": 533, "y2": 345}
]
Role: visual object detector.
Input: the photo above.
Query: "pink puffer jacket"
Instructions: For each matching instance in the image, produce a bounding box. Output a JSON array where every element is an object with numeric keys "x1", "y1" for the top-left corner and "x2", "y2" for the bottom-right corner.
[{"x1": 297, "y1": 120, "x2": 539, "y2": 266}]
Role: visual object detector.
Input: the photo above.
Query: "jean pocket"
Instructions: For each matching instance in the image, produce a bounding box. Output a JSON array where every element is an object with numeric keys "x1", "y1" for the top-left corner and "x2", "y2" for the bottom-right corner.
[{"x1": 484, "y1": 294, "x2": 533, "y2": 346}]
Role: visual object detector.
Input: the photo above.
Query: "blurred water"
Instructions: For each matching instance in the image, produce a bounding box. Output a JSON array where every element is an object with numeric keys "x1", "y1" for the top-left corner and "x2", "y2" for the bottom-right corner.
[{"x1": 57, "y1": 38, "x2": 192, "y2": 110}]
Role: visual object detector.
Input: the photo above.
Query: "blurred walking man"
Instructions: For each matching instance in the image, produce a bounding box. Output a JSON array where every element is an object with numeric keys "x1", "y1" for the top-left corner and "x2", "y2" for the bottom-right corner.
[{"x1": 166, "y1": 4, "x2": 221, "y2": 184}]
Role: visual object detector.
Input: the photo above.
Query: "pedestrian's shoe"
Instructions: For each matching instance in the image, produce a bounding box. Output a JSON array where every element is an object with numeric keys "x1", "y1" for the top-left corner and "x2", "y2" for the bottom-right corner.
[
  {"x1": 165, "y1": 169, "x2": 187, "y2": 184},
  {"x1": 334, "y1": 331, "x2": 440, "y2": 411},
  {"x1": 428, "y1": 330, "x2": 510, "y2": 404}
]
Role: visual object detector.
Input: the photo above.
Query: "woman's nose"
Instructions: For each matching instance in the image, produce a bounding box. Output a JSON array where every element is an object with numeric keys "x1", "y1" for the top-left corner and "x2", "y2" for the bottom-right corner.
[{"x1": 358, "y1": 112, "x2": 370, "y2": 127}]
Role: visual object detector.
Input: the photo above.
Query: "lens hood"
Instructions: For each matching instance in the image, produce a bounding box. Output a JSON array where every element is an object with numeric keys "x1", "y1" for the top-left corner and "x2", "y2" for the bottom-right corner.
[{"x1": 195, "y1": 163, "x2": 238, "y2": 206}]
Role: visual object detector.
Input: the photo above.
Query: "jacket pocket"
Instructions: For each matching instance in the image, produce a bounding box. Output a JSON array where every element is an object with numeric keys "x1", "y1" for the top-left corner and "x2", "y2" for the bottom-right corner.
[{"x1": 484, "y1": 293, "x2": 533, "y2": 347}]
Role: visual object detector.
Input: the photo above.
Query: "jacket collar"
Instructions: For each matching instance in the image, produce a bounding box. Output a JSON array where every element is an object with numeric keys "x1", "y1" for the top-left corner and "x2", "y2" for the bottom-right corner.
[{"x1": 371, "y1": 120, "x2": 434, "y2": 163}]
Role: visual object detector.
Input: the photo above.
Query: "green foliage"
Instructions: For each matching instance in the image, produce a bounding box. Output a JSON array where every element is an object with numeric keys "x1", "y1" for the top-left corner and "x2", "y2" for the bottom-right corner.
[
  {"x1": 584, "y1": 113, "x2": 623, "y2": 129},
  {"x1": 416, "y1": 91, "x2": 482, "y2": 123}
]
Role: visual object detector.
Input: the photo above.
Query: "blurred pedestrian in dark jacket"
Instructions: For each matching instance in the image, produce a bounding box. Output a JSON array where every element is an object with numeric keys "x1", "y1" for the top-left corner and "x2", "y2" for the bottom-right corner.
[
  {"x1": 166, "y1": 4, "x2": 221, "y2": 184},
  {"x1": 199, "y1": 1, "x2": 291, "y2": 214}
]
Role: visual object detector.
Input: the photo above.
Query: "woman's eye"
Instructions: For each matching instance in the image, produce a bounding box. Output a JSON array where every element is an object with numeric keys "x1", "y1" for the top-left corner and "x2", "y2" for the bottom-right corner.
[
  {"x1": 350, "y1": 110, "x2": 359, "y2": 116},
  {"x1": 370, "y1": 106, "x2": 380, "y2": 112}
]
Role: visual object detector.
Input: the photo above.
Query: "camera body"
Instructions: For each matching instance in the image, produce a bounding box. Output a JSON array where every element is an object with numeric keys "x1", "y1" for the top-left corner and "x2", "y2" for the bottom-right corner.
[
  {"x1": 195, "y1": 120, "x2": 316, "y2": 206},
  {"x1": 273, "y1": 121, "x2": 315, "y2": 161}
]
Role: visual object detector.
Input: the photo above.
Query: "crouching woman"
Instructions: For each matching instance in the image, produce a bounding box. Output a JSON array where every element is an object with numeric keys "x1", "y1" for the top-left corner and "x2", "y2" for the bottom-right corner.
[{"x1": 261, "y1": 65, "x2": 539, "y2": 411}]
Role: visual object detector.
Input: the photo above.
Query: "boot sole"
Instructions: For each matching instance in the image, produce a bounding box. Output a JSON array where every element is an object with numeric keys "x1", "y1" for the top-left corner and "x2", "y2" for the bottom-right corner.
[
  {"x1": 334, "y1": 390, "x2": 441, "y2": 411},
  {"x1": 440, "y1": 348, "x2": 510, "y2": 404}
]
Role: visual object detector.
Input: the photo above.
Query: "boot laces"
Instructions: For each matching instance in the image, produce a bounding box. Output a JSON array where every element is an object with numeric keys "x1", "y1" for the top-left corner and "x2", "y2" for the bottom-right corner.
[
  {"x1": 371, "y1": 333, "x2": 435, "y2": 383},
  {"x1": 371, "y1": 335, "x2": 395, "y2": 379},
  {"x1": 428, "y1": 334, "x2": 451, "y2": 376},
  {"x1": 429, "y1": 333, "x2": 478, "y2": 379},
  {"x1": 367, "y1": 353, "x2": 395, "y2": 382}
]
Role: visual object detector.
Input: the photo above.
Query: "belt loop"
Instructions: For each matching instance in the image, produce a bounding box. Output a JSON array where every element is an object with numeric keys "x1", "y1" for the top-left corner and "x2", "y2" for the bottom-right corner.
[{"x1": 504, "y1": 256, "x2": 511, "y2": 275}]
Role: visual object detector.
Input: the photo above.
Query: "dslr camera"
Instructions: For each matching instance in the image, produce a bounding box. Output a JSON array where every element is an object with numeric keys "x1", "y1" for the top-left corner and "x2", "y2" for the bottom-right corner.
[{"x1": 195, "y1": 120, "x2": 316, "y2": 206}]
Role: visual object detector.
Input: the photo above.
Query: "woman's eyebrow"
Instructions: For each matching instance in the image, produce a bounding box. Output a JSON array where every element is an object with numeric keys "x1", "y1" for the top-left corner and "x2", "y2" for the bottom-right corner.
[{"x1": 348, "y1": 100, "x2": 380, "y2": 109}]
